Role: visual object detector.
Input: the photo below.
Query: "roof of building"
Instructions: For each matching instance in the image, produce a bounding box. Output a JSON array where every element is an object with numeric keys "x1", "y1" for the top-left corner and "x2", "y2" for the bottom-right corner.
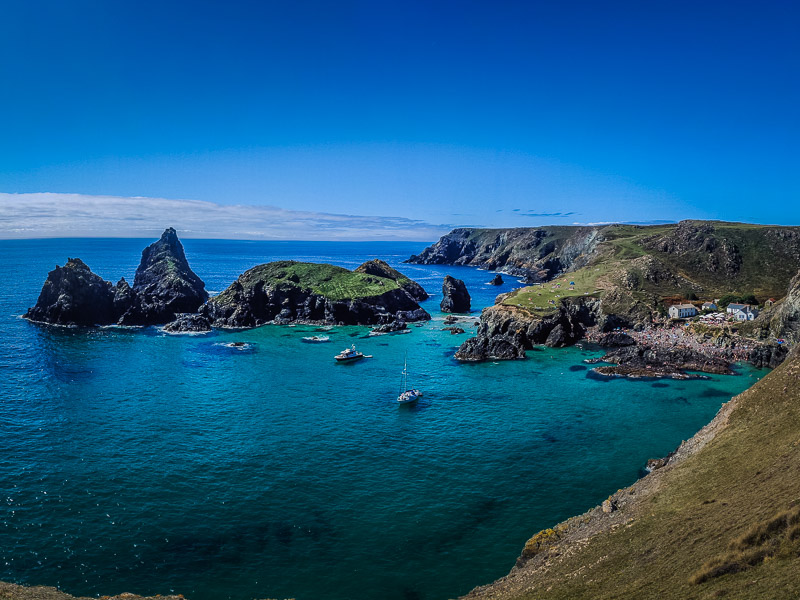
[
  {"x1": 731, "y1": 305, "x2": 758, "y2": 313},
  {"x1": 727, "y1": 303, "x2": 749, "y2": 310},
  {"x1": 672, "y1": 303, "x2": 697, "y2": 310}
]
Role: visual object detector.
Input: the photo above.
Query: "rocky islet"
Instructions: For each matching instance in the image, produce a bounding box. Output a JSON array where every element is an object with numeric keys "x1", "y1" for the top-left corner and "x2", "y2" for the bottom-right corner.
[{"x1": 25, "y1": 232, "x2": 431, "y2": 331}]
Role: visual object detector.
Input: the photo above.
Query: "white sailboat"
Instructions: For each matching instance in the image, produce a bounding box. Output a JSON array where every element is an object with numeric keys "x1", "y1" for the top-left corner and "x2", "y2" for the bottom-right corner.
[{"x1": 397, "y1": 354, "x2": 422, "y2": 404}]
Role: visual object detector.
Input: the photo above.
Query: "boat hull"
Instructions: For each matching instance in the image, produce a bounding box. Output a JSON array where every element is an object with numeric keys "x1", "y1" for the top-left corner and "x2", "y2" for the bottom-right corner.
[{"x1": 397, "y1": 390, "x2": 422, "y2": 404}]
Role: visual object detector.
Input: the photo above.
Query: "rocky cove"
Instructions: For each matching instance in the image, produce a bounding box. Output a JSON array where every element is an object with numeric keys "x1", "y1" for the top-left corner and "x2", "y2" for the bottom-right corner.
[{"x1": 6, "y1": 230, "x2": 798, "y2": 600}]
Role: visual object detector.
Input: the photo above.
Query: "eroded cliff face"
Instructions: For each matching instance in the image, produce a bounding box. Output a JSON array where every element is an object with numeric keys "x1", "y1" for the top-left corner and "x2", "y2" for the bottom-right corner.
[{"x1": 406, "y1": 227, "x2": 604, "y2": 281}]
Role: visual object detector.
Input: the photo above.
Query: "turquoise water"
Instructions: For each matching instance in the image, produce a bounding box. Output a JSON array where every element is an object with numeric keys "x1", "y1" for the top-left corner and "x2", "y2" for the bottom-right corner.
[{"x1": 0, "y1": 239, "x2": 768, "y2": 600}]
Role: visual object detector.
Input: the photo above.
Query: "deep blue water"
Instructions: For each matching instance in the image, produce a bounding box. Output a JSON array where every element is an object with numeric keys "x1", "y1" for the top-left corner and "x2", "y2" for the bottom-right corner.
[{"x1": 0, "y1": 239, "x2": 768, "y2": 600}]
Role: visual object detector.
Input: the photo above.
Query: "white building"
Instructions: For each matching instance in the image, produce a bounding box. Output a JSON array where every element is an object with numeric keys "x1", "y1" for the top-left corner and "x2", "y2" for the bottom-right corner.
[
  {"x1": 668, "y1": 303, "x2": 698, "y2": 319},
  {"x1": 728, "y1": 305, "x2": 759, "y2": 321},
  {"x1": 701, "y1": 301, "x2": 717, "y2": 311}
]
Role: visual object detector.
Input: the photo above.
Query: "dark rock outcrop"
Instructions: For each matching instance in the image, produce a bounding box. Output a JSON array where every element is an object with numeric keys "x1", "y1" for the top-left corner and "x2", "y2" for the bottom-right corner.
[
  {"x1": 25, "y1": 229, "x2": 208, "y2": 328},
  {"x1": 441, "y1": 276, "x2": 471, "y2": 313},
  {"x1": 118, "y1": 228, "x2": 208, "y2": 325},
  {"x1": 355, "y1": 259, "x2": 429, "y2": 301},
  {"x1": 24, "y1": 258, "x2": 117, "y2": 325},
  {"x1": 489, "y1": 274, "x2": 504, "y2": 285},
  {"x1": 599, "y1": 343, "x2": 733, "y2": 376},
  {"x1": 202, "y1": 261, "x2": 430, "y2": 328},
  {"x1": 455, "y1": 299, "x2": 601, "y2": 361},
  {"x1": 163, "y1": 313, "x2": 212, "y2": 333},
  {"x1": 596, "y1": 332, "x2": 636, "y2": 347}
]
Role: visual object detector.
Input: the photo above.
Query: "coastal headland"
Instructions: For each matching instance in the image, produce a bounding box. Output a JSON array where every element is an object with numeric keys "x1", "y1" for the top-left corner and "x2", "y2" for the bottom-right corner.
[{"x1": 408, "y1": 221, "x2": 800, "y2": 376}]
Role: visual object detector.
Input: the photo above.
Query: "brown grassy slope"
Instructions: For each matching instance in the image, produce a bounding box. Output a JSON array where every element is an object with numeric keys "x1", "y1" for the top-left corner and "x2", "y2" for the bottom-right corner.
[{"x1": 464, "y1": 349, "x2": 800, "y2": 600}]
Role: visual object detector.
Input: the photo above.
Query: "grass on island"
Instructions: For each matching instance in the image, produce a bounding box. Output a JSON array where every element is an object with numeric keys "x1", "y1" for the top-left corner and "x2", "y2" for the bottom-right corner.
[
  {"x1": 480, "y1": 350, "x2": 800, "y2": 600},
  {"x1": 501, "y1": 264, "x2": 611, "y2": 314},
  {"x1": 232, "y1": 261, "x2": 402, "y2": 301}
]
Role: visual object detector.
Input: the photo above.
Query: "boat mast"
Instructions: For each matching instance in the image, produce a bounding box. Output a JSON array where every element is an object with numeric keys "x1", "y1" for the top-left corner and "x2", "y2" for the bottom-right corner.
[{"x1": 400, "y1": 353, "x2": 408, "y2": 394}]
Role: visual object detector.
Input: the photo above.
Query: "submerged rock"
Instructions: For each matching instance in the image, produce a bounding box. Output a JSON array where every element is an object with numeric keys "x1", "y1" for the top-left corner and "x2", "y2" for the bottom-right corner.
[
  {"x1": 441, "y1": 275, "x2": 471, "y2": 313},
  {"x1": 24, "y1": 258, "x2": 117, "y2": 325},
  {"x1": 118, "y1": 228, "x2": 208, "y2": 325}
]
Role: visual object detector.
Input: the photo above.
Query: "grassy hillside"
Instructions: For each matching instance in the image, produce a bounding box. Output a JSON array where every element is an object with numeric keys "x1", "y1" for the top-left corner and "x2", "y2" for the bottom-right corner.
[
  {"x1": 215, "y1": 260, "x2": 403, "y2": 302},
  {"x1": 499, "y1": 222, "x2": 800, "y2": 316},
  {"x1": 466, "y1": 349, "x2": 800, "y2": 600}
]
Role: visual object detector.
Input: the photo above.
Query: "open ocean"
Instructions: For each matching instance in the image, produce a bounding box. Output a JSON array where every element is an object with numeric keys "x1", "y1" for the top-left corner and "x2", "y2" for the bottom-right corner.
[{"x1": 0, "y1": 238, "x2": 768, "y2": 600}]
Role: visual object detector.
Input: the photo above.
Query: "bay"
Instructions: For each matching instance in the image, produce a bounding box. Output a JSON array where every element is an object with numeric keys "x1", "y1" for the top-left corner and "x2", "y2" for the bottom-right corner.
[{"x1": 0, "y1": 238, "x2": 767, "y2": 600}]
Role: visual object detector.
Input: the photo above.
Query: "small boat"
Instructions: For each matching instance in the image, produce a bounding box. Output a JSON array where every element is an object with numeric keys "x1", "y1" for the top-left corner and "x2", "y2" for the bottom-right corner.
[
  {"x1": 397, "y1": 354, "x2": 422, "y2": 404},
  {"x1": 335, "y1": 344, "x2": 365, "y2": 362},
  {"x1": 303, "y1": 335, "x2": 330, "y2": 343}
]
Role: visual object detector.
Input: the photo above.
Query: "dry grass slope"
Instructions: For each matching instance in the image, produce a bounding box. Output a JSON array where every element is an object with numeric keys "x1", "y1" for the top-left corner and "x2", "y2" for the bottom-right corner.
[{"x1": 464, "y1": 349, "x2": 800, "y2": 600}]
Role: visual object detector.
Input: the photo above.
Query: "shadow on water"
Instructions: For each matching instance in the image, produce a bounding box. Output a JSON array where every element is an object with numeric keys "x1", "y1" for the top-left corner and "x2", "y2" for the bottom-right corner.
[
  {"x1": 401, "y1": 587, "x2": 423, "y2": 600},
  {"x1": 155, "y1": 514, "x2": 335, "y2": 569},
  {"x1": 568, "y1": 364, "x2": 587, "y2": 372},
  {"x1": 651, "y1": 382, "x2": 670, "y2": 388}
]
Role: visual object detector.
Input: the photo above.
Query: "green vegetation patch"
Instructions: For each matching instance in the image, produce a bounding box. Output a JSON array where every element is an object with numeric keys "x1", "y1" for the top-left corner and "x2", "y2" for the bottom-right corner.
[
  {"x1": 237, "y1": 261, "x2": 402, "y2": 301},
  {"x1": 501, "y1": 265, "x2": 608, "y2": 314}
]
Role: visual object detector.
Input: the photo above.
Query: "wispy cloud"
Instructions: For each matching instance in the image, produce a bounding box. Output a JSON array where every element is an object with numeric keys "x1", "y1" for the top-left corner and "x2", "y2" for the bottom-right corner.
[
  {"x1": 520, "y1": 211, "x2": 576, "y2": 218},
  {"x1": 0, "y1": 193, "x2": 452, "y2": 241}
]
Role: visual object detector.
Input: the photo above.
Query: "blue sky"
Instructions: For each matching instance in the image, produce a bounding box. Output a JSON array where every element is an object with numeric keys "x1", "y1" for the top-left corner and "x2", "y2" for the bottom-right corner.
[{"x1": 1, "y1": 1, "x2": 798, "y2": 239}]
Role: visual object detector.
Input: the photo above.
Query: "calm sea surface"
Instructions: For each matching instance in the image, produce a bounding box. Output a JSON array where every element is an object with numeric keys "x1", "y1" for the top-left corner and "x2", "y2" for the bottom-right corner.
[{"x1": 0, "y1": 239, "x2": 767, "y2": 600}]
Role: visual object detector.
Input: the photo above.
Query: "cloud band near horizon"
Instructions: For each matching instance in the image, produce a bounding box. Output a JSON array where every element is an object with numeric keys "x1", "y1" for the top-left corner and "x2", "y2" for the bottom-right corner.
[{"x1": 0, "y1": 193, "x2": 453, "y2": 241}]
